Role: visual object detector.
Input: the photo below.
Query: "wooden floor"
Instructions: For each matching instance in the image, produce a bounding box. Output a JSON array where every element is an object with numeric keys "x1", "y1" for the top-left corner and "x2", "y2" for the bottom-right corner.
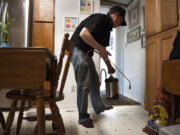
[{"x1": 0, "y1": 105, "x2": 149, "y2": 135}]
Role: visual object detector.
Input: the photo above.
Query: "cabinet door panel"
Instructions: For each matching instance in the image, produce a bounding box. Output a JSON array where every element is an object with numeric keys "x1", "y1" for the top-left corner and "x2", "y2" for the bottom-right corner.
[
  {"x1": 161, "y1": 0, "x2": 178, "y2": 32},
  {"x1": 145, "y1": 38, "x2": 160, "y2": 111},
  {"x1": 32, "y1": 23, "x2": 54, "y2": 52},
  {"x1": 146, "y1": 0, "x2": 178, "y2": 37},
  {"x1": 34, "y1": 0, "x2": 54, "y2": 22},
  {"x1": 146, "y1": 0, "x2": 161, "y2": 36}
]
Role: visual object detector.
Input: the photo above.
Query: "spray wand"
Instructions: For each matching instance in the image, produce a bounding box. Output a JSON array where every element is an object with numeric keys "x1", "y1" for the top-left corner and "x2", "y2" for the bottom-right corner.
[
  {"x1": 109, "y1": 60, "x2": 131, "y2": 89},
  {"x1": 86, "y1": 50, "x2": 132, "y2": 89}
]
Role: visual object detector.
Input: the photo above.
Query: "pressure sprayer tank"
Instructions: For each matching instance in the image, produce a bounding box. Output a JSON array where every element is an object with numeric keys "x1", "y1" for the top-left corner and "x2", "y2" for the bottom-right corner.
[{"x1": 105, "y1": 75, "x2": 119, "y2": 99}]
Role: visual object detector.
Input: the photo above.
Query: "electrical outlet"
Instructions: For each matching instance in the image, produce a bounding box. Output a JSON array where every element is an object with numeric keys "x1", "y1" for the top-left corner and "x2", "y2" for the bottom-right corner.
[{"x1": 71, "y1": 85, "x2": 76, "y2": 92}]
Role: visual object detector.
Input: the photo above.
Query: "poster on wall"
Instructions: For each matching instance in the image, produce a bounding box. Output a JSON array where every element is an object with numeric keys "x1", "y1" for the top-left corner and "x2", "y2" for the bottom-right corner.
[
  {"x1": 80, "y1": 0, "x2": 94, "y2": 14},
  {"x1": 64, "y1": 17, "x2": 78, "y2": 31}
]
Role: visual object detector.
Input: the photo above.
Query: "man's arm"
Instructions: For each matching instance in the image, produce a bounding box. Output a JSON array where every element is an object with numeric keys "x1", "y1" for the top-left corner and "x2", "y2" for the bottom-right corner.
[
  {"x1": 80, "y1": 28, "x2": 109, "y2": 58},
  {"x1": 80, "y1": 27, "x2": 115, "y2": 73}
]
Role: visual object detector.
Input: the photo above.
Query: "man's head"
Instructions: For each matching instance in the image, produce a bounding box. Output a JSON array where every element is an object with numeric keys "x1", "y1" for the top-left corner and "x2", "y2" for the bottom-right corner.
[{"x1": 108, "y1": 6, "x2": 127, "y2": 28}]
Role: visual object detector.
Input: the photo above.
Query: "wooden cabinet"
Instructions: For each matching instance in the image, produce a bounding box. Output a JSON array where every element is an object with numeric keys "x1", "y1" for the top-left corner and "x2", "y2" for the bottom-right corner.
[
  {"x1": 145, "y1": 0, "x2": 179, "y2": 111},
  {"x1": 146, "y1": 0, "x2": 178, "y2": 37},
  {"x1": 32, "y1": 23, "x2": 54, "y2": 52},
  {"x1": 32, "y1": 0, "x2": 55, "y2": 52},
  {"x1": 33, "y1": 0, "x2": 54, "y2": 22},
  {"x1": 145, "y1": 0, "x2": 161, "y2": 37},
  {"x1": 161, "y1": 0, "x2": 178, "y2": 32},
  {"x1": 145, "y1": 28, "x2": 177, "y2": 111}
]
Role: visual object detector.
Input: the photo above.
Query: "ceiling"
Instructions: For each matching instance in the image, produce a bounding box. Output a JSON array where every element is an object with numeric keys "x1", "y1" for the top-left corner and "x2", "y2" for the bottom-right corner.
[{"x1": 100, "y1": 0, "x2": 133, "y2": 7}]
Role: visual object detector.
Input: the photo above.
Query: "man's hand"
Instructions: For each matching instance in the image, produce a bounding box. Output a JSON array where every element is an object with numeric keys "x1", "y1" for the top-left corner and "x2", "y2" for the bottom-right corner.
[
  {"x1": 99, "y1": 47, "x2": 115, "y2": 74},
  {"x1": 107, "y1": 64, "x2": 115, "y2": 74},
  {"x1": 104, "y1": 58, "x2": 115, "y2": 74},
  {"x1": 99, "y1": 47, "x2": 112, "y2": 60}
]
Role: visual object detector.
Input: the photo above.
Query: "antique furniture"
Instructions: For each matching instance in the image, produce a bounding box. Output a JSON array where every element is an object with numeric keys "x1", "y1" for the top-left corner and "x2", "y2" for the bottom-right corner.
[
  {"x1": 145, "y1": 0, "x2": 179, "y2": 111},
  {"x1": 0, "y1": 47, "x2": 50, "y2": 135},
  {"x1": 1, "y1": 33, "x2": 74, "y2": 135},
  {"x1": 0, "y1": 108, "x2": 5, "y2": 129},
  {"x1": 0, "y1": 88, "x2": 5, "y2": 129},
  {"x1": 162, "y1": 59, "x2": 180, "y2": 124}
]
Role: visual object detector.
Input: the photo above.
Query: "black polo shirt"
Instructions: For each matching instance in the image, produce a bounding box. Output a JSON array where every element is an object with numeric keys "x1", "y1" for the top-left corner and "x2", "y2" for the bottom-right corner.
[{"x1": 70, "y1": 13, "x2": 113, "y2": 56}]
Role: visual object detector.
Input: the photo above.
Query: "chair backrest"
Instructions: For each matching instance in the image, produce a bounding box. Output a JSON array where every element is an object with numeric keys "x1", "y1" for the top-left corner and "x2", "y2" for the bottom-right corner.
[
  {"x1": 0, "y1": 48, "x2": 47, "y2": 90},
  {"x1": 162, "y1": 59, "x2": 180, "y2": 95},
  {"x1": 56, "y1": 33, "x2": 74, "y2": 97}
]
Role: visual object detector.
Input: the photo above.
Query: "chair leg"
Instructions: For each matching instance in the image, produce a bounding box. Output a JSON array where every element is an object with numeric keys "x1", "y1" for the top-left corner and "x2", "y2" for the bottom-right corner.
[
  {"x1": 169, "y1": 95, "x2": 175, "y2": 124},
  {"x1": 0, "y1": 109, "x2": 5, "y2": 129},
  {"x1": 3, "y1": 100, "x2": 18, "y2": 135},
  {"x1": 36, "y1": 91, "x2": 45, "y2": 135},
  {"x1": 16, "y1": 100, "x2": 26, "y2": 135},
  {"x1": 34, "y1": 124, "x2": 38, "y2": 134},
  {"x1": 49, "y1": 100, "x2": 65, "y2": 135}
]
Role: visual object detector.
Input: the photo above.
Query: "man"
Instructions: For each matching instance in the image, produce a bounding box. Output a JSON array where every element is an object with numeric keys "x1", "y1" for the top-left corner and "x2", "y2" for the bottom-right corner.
[{"x1": 71, "y1": 6, "x2": 127, "y2": 128}]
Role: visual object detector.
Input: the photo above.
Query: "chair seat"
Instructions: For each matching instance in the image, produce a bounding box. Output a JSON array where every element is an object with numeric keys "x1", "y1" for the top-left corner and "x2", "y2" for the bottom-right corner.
[{"x1": 6, "y1": 89, "x2": 64, "y2": 101}]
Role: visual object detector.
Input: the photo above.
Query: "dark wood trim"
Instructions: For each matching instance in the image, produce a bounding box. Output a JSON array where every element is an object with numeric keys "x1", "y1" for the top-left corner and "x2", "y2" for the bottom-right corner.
[{"x1": 100, "y1": 0, "x2": 132, "y2": 7}]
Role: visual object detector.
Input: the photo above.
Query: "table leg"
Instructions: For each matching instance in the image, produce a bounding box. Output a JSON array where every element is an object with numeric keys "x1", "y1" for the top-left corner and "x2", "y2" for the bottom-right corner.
[{"x1": 36, "y1": 90, "x2": 45, "y2": 135}]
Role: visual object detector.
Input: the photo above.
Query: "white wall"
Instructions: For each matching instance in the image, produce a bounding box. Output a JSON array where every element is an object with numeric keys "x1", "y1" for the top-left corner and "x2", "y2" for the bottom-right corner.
[
  {"x1": 100, "y1": 0, "x2": 145, "y2": 105},
  {"x1": 115, "y1": 26, "x2": 125, "y2": 94},
  {"x1": 55, "y1": 0, "x2": 100, "y2": 108},
  {"x1": 117, "y1": 0, "x2": 145, "y2": 104}
]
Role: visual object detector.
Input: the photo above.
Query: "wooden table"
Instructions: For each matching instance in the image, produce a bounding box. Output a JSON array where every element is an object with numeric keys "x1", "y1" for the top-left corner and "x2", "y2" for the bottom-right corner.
[{"x1": 0, "y1": 47, "x2": 57, "y2": 135}]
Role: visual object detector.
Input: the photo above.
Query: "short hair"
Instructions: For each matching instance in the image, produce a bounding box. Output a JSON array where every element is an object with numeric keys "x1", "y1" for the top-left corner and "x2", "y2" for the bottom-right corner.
[{"x1": 108, "y1": 6, "x2": 126, "y2": 18}]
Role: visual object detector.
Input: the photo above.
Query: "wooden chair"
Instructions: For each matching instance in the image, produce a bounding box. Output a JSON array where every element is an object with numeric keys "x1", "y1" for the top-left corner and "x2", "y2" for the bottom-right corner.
[
  {"x1": 0, "y1": 48, "x2": 47, "y2": 135},
  {"x1": 162, "y1": 59, "x2": 180, "y2": 124},
  {"x1": 0, "y1": 108, "x2": 5, "y2": 129},
  {"x1": 0, "y1": 88, "x2": 5, "y2": 129},
  {"x1": 5, "y1": 33, "x2": 74, "y2": 135}
]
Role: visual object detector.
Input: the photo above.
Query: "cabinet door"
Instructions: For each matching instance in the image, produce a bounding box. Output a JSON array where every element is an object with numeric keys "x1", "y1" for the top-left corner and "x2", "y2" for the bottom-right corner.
[
  {"x1": 34, "y1": 0, "x2": 54, "y2": 22},
  {"x1": 146, "y1": 0, "x2": 178, "y2": 37},
  {"x1": 161, "y1": 0, "x2": 178, "y2": 32},
  {"x1": 145, "y1": 37, "x2": 161, "y2": 111},
  {"x1": 146, "y1": 0, "x2": 161, "y2": 36},
  {"x1": 32, "y1": 22, "x2": 54, "y2": 52}
]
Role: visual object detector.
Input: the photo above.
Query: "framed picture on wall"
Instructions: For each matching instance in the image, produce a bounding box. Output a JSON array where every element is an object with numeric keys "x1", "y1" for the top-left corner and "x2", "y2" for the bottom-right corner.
[
  {"x1": 127, "y1": 26, "x2": 141, "y2": 44},
  {"x1": 64, "y1": 17, "x2": 78, "y2": 31},
  {"x1": 128, "y1": 1, "x2": 140, "y2": 29},
  {"x1": 80, "y1": 0, "x2": 94, "y2": 14},
  {"x1": 141, "y1": 34, "x2": 146, "y2": 48},
  {"x1": 142, "y1": 6, "x2": 145, "y2": 32}
]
